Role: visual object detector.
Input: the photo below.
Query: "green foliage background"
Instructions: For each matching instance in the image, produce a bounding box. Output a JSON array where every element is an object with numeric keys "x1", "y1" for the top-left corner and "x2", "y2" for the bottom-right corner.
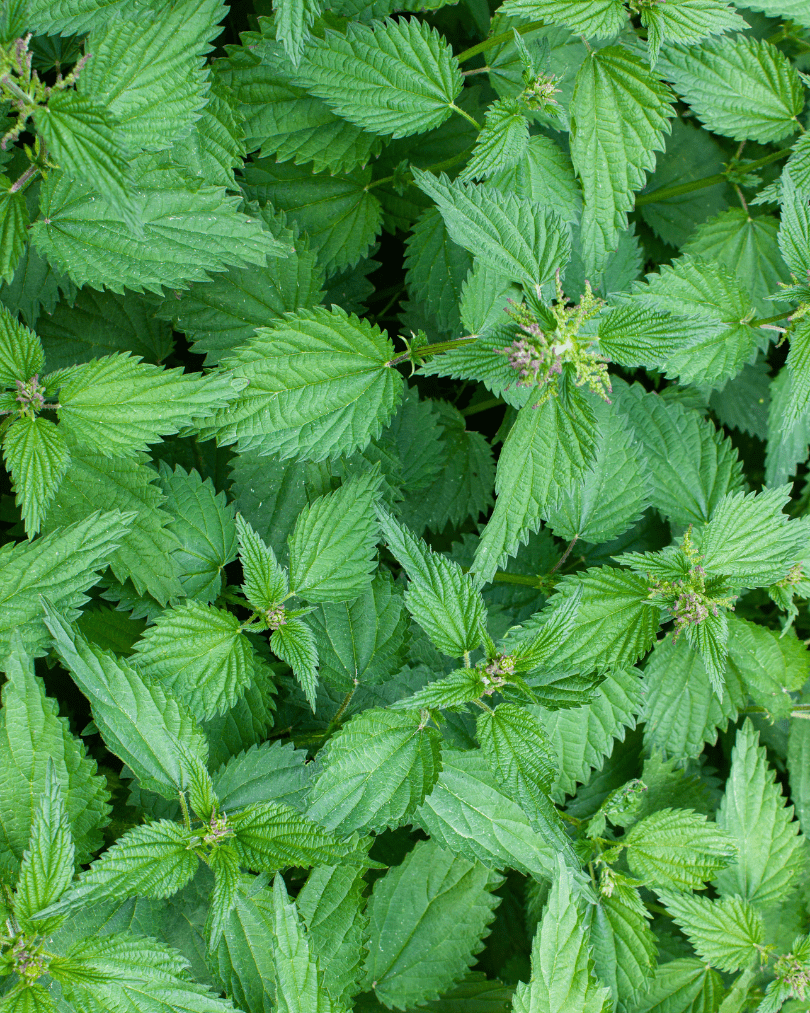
[{"x1": 1, "y1": 0, "x2": 810, "y2": 1011}]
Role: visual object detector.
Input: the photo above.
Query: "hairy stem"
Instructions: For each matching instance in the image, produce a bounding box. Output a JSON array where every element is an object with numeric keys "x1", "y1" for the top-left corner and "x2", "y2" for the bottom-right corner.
[
  {"x1": 387, "y1": 335, "x2": 478, "y2": 367},
  {"x1": 365, "y1": 144, "x2": 476, "y2": 192},
  {"x1": 449, "y1": 103, "x2": 481, "y2": 131},
  {"x1": 461, "y1": 396, "x2": 505, "y2": 417},
  {"x1": 455, "y1": 19, "x2": 546, "y2": 64},
  {"x1": 549, "y1": 534, "x2": 579, "y2": 576}
]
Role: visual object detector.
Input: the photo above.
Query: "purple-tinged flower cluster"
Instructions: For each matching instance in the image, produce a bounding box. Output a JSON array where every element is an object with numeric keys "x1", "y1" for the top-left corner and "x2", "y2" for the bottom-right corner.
[{"x1": 265, "y1": 604, "x2": 287, "y2": 630}]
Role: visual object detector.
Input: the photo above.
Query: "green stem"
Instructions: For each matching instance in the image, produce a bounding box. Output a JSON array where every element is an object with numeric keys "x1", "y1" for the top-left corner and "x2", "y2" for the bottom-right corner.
[
  {"x1": 635, "y1": 146, "x2": 793, "y2": 206},
  {"x1": 461, "y1": 396, "x2": 504, "y2": 417},
  {"x1": 490, "y1": 571, "x2": 543, "y2": 587},
  {"x1": 455, "y1": 19, "x2": 546, "y2": 64},
  {"x1": 750, "y1": 310, "x2": 793, "y2": 327},
  {"x1": 365, "y1": 144, "x2": 475, "y2": 192},
  {"x1": 178, "y1": 792, "x2": 192, "y2": 832},
  {"x1": 387, "y1": 334, "x2": 477, "y2": 367},
  {"x1": 449, "y1": 103, "x2": 481, "y2": 131}
]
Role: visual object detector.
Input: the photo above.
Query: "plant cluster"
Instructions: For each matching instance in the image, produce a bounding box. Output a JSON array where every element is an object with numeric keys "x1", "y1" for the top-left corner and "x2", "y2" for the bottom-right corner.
[{"x1": 2, "y1": 0, "x2": 810, "y2": 1012}]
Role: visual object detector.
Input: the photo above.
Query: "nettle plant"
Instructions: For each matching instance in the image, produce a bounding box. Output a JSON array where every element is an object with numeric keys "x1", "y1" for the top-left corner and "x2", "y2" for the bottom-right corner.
[{"x1": 3, "y1": 0, "x2": 810, "y2": 1012}]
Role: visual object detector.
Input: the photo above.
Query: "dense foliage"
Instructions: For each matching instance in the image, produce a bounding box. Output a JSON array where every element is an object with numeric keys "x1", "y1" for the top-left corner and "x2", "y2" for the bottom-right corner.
[{"x1": 1, "y1": 0, "x2": 810, "y2": 1011}]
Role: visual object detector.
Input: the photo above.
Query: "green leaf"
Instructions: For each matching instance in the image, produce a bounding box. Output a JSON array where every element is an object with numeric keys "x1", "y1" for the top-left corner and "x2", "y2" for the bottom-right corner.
[
  {"x1": 630, "y1": 958, "x2": 724, "y2": 1013},
  {"x1": 785, "y1": 316, "x2": 810, "y2": 426},
  {"x1": 232, "y1": 801, "x2": 356, "y2": 872},
  {"x1": 641, "y1": 0, "x2": 745, "y2": 66},
  {"x1": 275, "y1": 0, "x2": 322, "y2": 67},
  {"x1": 535, "y1": 666, "x2": 644, "y2": 800},
  {"x1": 496, "y1": 0, "x2": 627, "y2": 39},
  {"x1": 459, "y1": 99, "x2": 530, "y2": 183},
  {"x1": 268, "y1": 873, "x2": 342, "y2": 1013},
  {"x1": 476, "y1": 704, "x2": 578, "y2": 866},
  {"x1": 734, "y1": 0, "x2": 810, "y2": 27},
  {"x1": 40, "y1": 449, "x2": 182, "y2": 605},
  {"x1": 715, "y1": 719, "x2": 807, "y2": 908},
  {"x1": 31, "y1": 162, "x2": 283, "y2": 295},
  {"x1": 700, "y1": 485, "x2": 805, "y2": 586},
  {"x1": 271, "y1": 617, "x2": 320, "y2": 709},
  {"x1": 0, "y1": 179, "x2": 29, "y2": 285},
  {"x1": 210, "y1": 886, "x2": 277, "y2": 1013},
  {"x1": 13, "y1": 761, "x2": 75, "y2": 931},
  {"x1": 54, "y1": 351, "x2": 237, "y2": 458},
  {"x1": 242, "y1": 158, "x2": 382, "y2": 274},
  {"x1": 788, "y1": 705, "x2": 810, "y2": 836},
  {"x1": 296, "y1": 17, "x2": 463, "y2": 139},
  {"x1": 489, "y1": 134, "x2": 582, "y2": 226},
  {"x1": 157, "y1": 463, "x2": 238, "y2": 603},
  {"x1": 0, "y1": 985, "x2": 57, "y2": 1012},
  {"x1": 413, "y1": 748, "x2": 555, "y2": 880},
  {"x1": 588, "y1": 882, "x2": 657, "y2": 1012},
  {"x1": 362, "y1": 838, "x2": 501, "y2": 1010},
  {"x1": 44, "y1": 603, "x2": 209, "y2": 799},
  {"x1": 543, "y1": 397, "x2": 651, "y2": 544},
  {"x1": 237, "y1": 513, "x2": 288, "y2": 611},
  {"x1": 212, "y1": 740, "x2": 311, "y2": 812},
  {"x1": 658, "y1": 891, "x2": 765, "y2": 972},
  {"x1": 132, "y1": 602, "x2": 256, "y2": 721},
  {"x1": 0, "y1": 509, "x2": 133, "y2": 656},
  {"x1": 662, "y1": 34, "x2": 805, "y2": 143},
  {"x1": 778, "y1": 170, "x2": 810, "y2": 282},
  {"x1": 0, "y1": 639, "x2": 109, "y2": 866},
  {"x1": 725, "y1": 615, "x2": 810, "y2": 721},
  {"x1": 308, "y1": 708, "x2": 441, "y2": 835},
  {"x1": 308, "y1": 573, "x2": 408, "y2": 692},
  {"x1": 624, "y1": 808, "x2": 736, "y2": 891},
  {"x1": 78, "y1": 0, "x2": 224, "y2": 153},
  {"x1": 512, "y1": 857, "x2": 611, "y2": 1013},
  {"x1": 471, "y1": 396, "x2": 598, "y2": 583},
  {"x1": 298, "y1": 862, "x2": 368, "y2": 1003},
  {"x1": 643, "y1": 633, "x2": 743, "y2": 761},
  {"x1": 42, "y1": 819, "x2": 198, "y2": 913},
  {"x1": 766, "y1": 368, "x2": 810, "y2": 487},
  {"x1": 3, "y1": 416, "x2": 71, "y2": 538},
  {"x1": 0, "y1": 303, "x2": 44, "y2": 385},
  {"x1": 570, "y1": 46, "x2": 674, "y2": 274},
  {"x1": 201, "y1": 307, "x2": 402, "y2": 462},
  {"x1": 412, "y1": 170, "x2": 571, "y2": 287},
  {"x1": 170, "y1": 73, "x2": 246, "y2": 189},
  {"x1": 615, "y1": 380, "x2": 744, "y2": 526},
  {"x1": 33, "y1": 90, "x2": 134, "y2": 225},
  {"x1": 378, "y1": 509, "x2": 486, "y2": 658},
  {"x1": 404, "y1": 209, "x2": 473, "y2": 336},
  {"x1": 288, "y1": 469, "x2": 381, "y2": 602}
]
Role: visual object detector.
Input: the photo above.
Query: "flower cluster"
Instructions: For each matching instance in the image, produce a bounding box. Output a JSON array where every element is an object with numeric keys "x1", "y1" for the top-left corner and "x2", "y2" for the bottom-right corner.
[
  {"x1": 500, "y1": 271, "x2": 612, "y2": 404},
  {"x1": 14, "y1": 376, "x2": 45, "y2": 417},
  {"x1": 264, "y1": 604, "x2": 287, "y2": 630},
  {"x1": 200, "y1": 812, "x2": 235, "y2": 848},
  {"x1": 479, "y1": 654, "x2": 515, "y2": 694},
  {"x1": 647, "y1": 529, "x2": 736, "y2": 638},
  {"x1": 773, "y1": 944, "x2": 810, "y2": 1001},
  {"x1": 521, "y1": 72, "x2": 561, "y2": 114},
  {"x1": 9, "y1": 936, "x2": 49, "y2": 984}
]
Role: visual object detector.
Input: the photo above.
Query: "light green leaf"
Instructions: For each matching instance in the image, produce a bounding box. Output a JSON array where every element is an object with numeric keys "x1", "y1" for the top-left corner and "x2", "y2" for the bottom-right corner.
[
  {"x1": 132, "y1": 601, "x2": 256, "y2": 722},
  {"x1": 0, "y1": 509, "x2": 133, "y2": 656},
  {"x1": 570, "y1": 46, "x2": 674, "y2": 274},
  {"x1": 659, "y1": 891, "x2": 765, "y2": 972},
  {"x1": 643, "y1": 633, "x2": 743, "y2": 761},
  {"x1": 624, "y1": 808, "x2": 736, "y2": 891},
  {"x1": 170, "y1": 73, "x2": 246, "y2": 189},
  {"x1": 210, "y1": 886, "x2": 277, "y2": 1013},
  {"x1": 459, "y1": 99, "x2": 529, "y2": 183},
  {"x1": 308, "y1": 708, "x2": 441, "y2": 835},
  {"x1": 631, "y1": 958, "x2": 724, "y2": 1013},
  {"x1": 298, "y1": 863, "x2": 368, "y2": 1003},
  {"x1": 614, "y1": 380, "x2": 744, "y2": 526},
  {"x1": 275, "y1": 0, "x2": 323, "y2": 67},
  {"x1": 13, "y1": 761, "x2": 75, "y2": 931},
  {"x1": 544, "y1": 397, "x2": 651, "y2": 544},
  {"x1": 212, "y1": 741, "x2": 311, "y2": 813},
  {"x1": 0, "y1": 303, "x2": 44, "y2": 386},
  {"x1": 785, "y1": 316, "x2": 810, "y2": 426},
  {"x1": 404, "y1": 209, "x2": 473, "y2": 336},
  {"x1": 362, "y1": 838, "x2": 501, "y2": 1010},
  {"x1": 535, "y1": 666, "x2": 644, "y2": 801},
  {"x1": 412, "y1": 170, "x2": 571, "y2": 288},
  {"x1": 27, "y1": 0, "x2": 153, "y2": 35},
  {"x1": 40, "y1": 450, "x2": 182, "y2": 605},
  {"x1": 3, "y1": 416, "x2": 71, "y2": 538},
  {"x1": 726, "y1": 615, "x2": 810, "y2": 721},
  {"x1": 53, "y1": 352, "x2": 237, "y2": 458},
  {"x1": 44, "y1": 603, "x2": 208, "y2": 799},
  {"x1": 0, "y1": 639, "x2": 110, "y2": 865},
  {"x1": 237, "y1": 513, "x2": 288, "y2": 611},
  {"x1": 588, "y1": 882, "x2": 657, "y2": 1012},
  {"x1": 489, "y1": 134, "x2": 582, "y2": 225},
  {"x1": 471, "y1": 395, "x2": 598, "y2": 583},
  {"x1": 766, "y1": 368, "x2": 810, "y2": 487},
  {"x1": 289, "y1": 470, "x2": 381, "y2": 603},
  {"x1": 0, "y1": 178, "x2": 29, "y2": 285},
  {"x1": 378, "y1": 509, "x2": 486, "y2": 658},
  {"x1": 232, "y1": 801, "x2": 356, "y2": 872},
  {"x1": 308, "y1": 573, "x2": 408, "y2": 693},
  {"x1": 157, "y1": 463, "x2": 238, "y2": 603},
  {"x1": 512, "y1": 857, "x2": 611, "y2": 1013},
  {"x1": 33, "y1": 90, "x2": 134, "y2": 225},
  {"x1": 715, "y1": 719, "x2": 807, "y2": 908},
  {"x1": 788, "y1": 703, "x2": 810, "y2": 836},
  {"x1": 201, "y1": 307, "x2": 402, "y2": 462},
  {"x1": 778, "y1": 170, "x2": 810, "y2": 282},
  {"x1": 31, "y1": 162, "x2": 283, "y2": 295},
  {"x1": 271, "y1": 617, "x2": 320, "y2": 709},
  {"x1": 661, "y1": 34, "x2": 804, "y2": 143},
  {"x1": 78, "y1": 0, "x2": 224, "y2": 152},
  {"x1": 0, "y1": 984, "x2": 56, "y2": 1012},
  {"x1": 496, "y1": 0, "x2": 627, "y2": 39},
  {"x1": 296, "y1": 17, "x2": 463, "y2": 139},
  {"x1": 413, "y1": 748, "x2": 555, "y2": 880},
  {"x1": 641, "y1": 0, "x2": 745, "y2": 66},
  {"x1": 733, "y1": 0, "x2": 810, "y2": 28}
]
